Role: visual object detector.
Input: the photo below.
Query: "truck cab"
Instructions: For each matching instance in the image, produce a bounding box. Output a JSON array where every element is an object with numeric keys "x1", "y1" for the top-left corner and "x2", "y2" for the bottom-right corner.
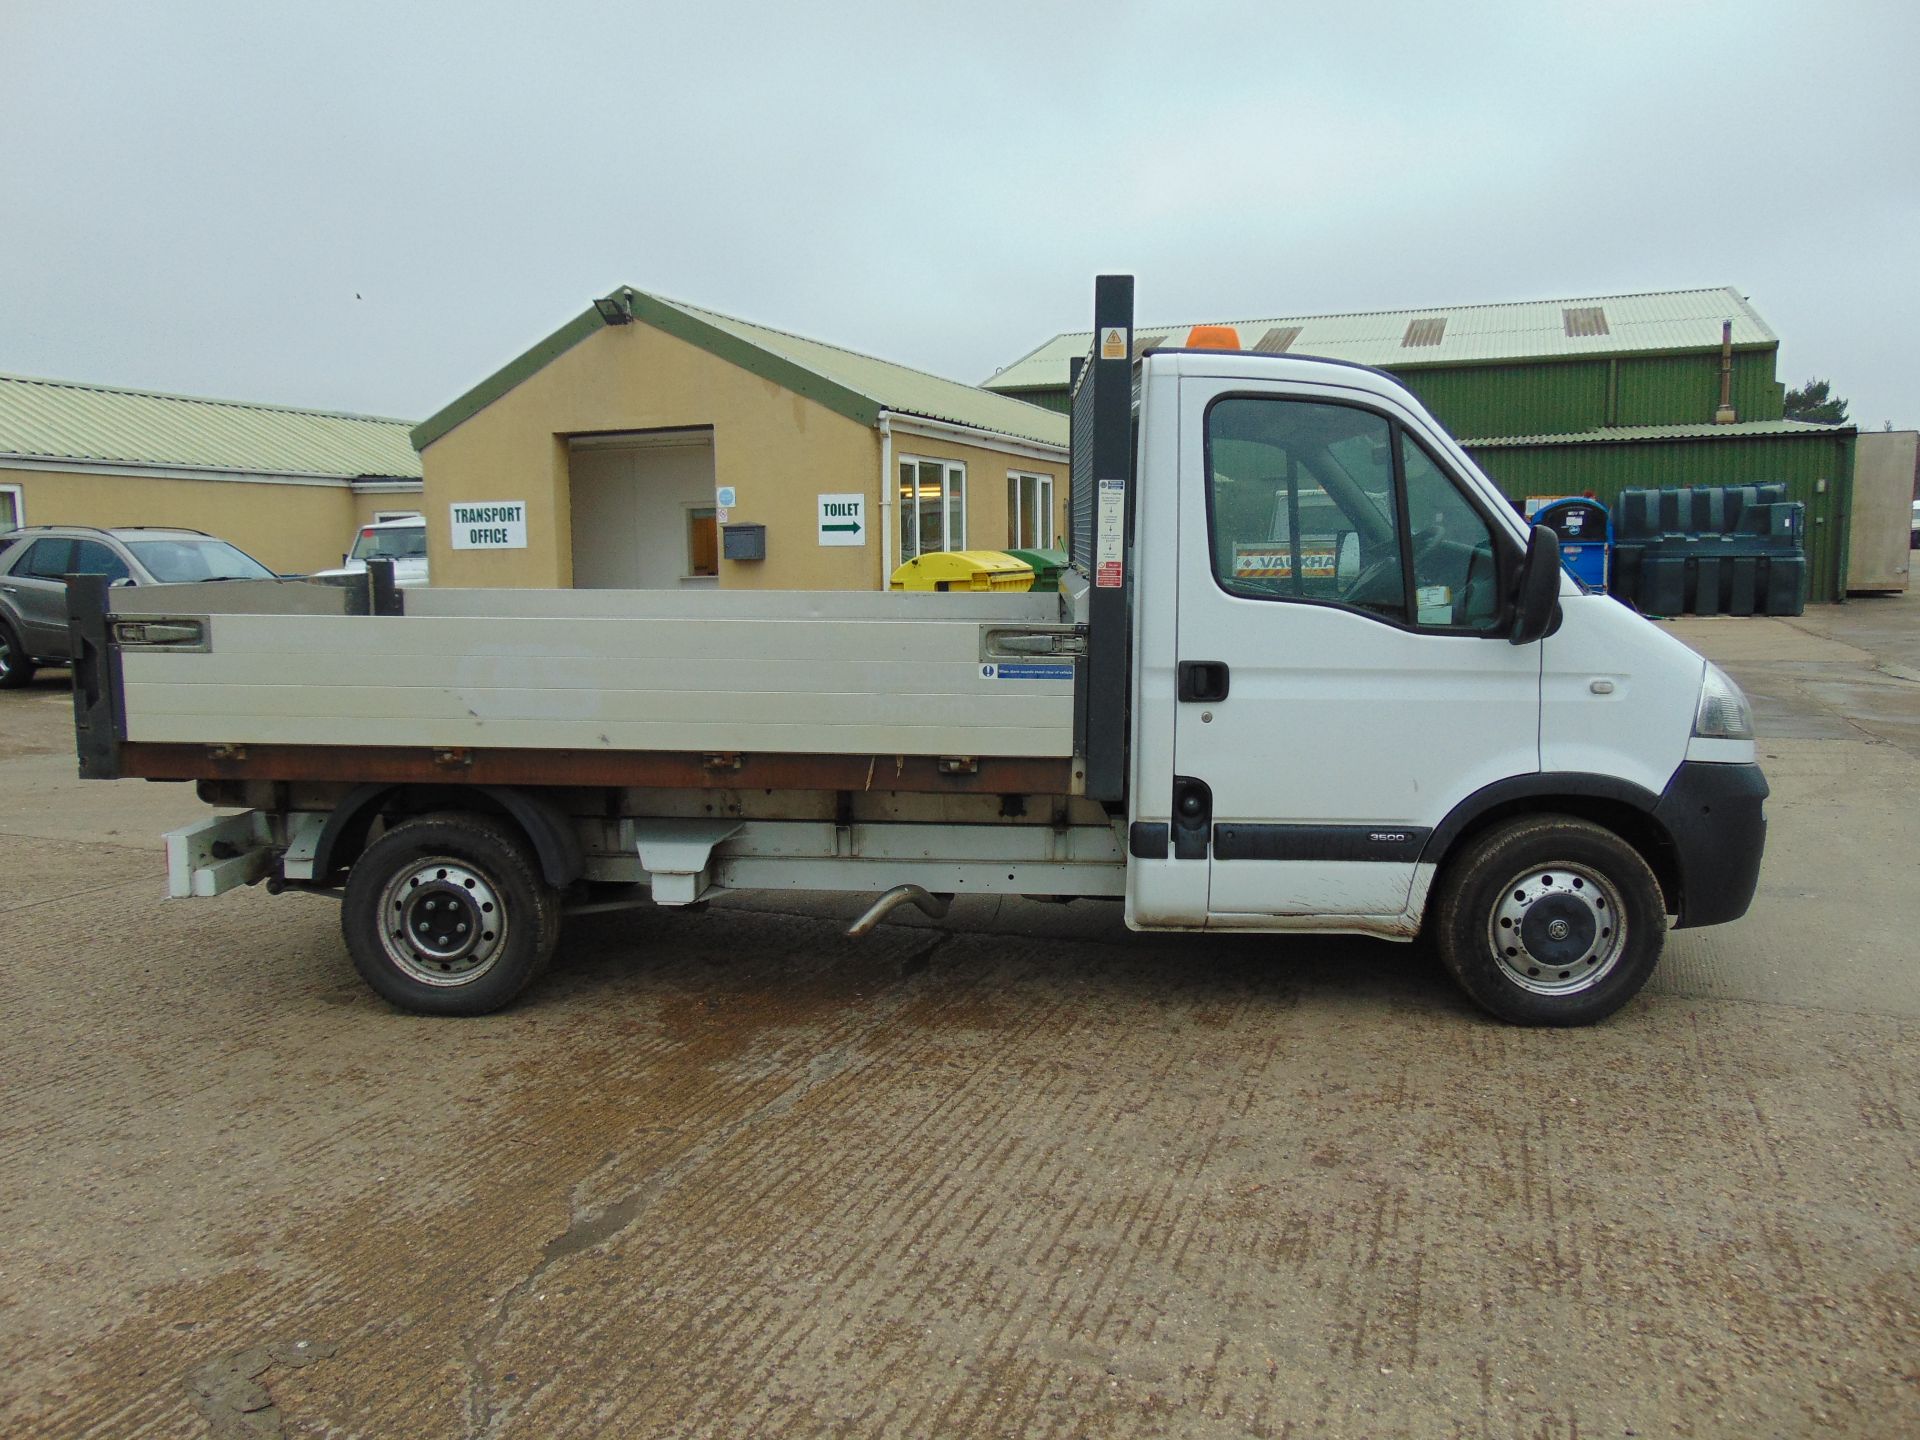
[{"x1": 1102, "y1": 341, "x2": 1765, "y2": 1020}]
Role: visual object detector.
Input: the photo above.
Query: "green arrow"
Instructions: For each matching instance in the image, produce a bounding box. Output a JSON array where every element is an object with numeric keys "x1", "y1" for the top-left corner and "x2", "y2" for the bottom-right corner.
[{"x1": 822, "y1": 522, "x2": 861, "y2": 533}]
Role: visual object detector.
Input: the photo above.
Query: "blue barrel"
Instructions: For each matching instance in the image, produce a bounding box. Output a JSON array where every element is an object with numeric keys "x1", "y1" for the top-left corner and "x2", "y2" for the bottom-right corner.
[{"x1": 1533, "y1": 497, "x2": 1611, "y2": 592}]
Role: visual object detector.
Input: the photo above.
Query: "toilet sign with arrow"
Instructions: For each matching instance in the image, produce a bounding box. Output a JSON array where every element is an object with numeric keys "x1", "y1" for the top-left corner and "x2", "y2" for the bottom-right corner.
[{"x1": 817, "y1": 493, "x2": 866, "y2": 547}]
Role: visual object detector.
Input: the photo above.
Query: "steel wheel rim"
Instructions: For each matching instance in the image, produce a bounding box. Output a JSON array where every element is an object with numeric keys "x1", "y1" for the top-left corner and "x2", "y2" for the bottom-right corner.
[
  {"x1": 377, "y1": 858, "x2": 508, "y2": 987},
  {"x1": 0, "y1": 633, "x2": 12, "y2": 679},
  {"x1": 1487, "y1": 860, "x2": 1628, "y2": 996}
]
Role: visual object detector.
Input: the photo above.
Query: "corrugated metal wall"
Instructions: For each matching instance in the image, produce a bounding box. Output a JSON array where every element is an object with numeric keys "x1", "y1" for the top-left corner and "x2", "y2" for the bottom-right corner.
[
  {"x1": 1000, "y1": 388, "x2": 1071, "y2": 415},
  {"x1": 1403, "y1": 350, "x2": 1784, "y2": 437},
  {"x1": 1466, "y1": 430, "x2": 1856, "y2": 602},
  {"x1": 1399, "y1": 360, "x2": 1609, "y2": 438},
  {"x1": 1610, "y1": 353, "x2": 1784, "y2": 426}
]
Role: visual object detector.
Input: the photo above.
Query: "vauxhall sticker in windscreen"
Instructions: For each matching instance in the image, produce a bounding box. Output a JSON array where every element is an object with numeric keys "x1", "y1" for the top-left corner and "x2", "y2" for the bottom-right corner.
[
  {"x1": 450, "y1": 501, "x2": 528, "y2": 551},
  {"x1": 1095, "y1": 478, "x2": 1126, "y2": 587}
]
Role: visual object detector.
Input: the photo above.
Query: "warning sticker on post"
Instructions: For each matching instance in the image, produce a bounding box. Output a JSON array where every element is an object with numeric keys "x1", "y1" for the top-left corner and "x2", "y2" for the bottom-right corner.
[
  {"x1": 1099, "y1": 327, "x2": 1128, "y2": 361},
  {"x1": 1095, "y1": 478, "x2": 1126, "y2": 588}
]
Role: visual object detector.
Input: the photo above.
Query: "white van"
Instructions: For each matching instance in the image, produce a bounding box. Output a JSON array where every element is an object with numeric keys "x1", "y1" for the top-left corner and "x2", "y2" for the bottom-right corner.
[{"x1": 313, "y1": 516, "x2": 429, "y2": 587}]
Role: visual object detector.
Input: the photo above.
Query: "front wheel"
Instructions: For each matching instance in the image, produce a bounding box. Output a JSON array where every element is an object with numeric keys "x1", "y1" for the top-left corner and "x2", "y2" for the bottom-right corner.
[
  {"x1": 1431, "y1": 815, "x2": 1665, "y2": 1026},
  {"x1": 341, "y1": 812, "x2": 562, "y2": 1015}
]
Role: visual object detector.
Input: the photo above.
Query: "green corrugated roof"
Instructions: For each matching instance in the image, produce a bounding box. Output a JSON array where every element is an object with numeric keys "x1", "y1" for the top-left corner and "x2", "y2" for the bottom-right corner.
[
  {"x1": 1464, "y1": 419, "x2": 1851, "y2": 448},
  {"x1": 0, "y1": 372, "x2": 420, "y2": 479},
  {"x1": 988, "y1": 286, "x2": 1780, "y2": 393},
  {"x1": 412, "y1": 287, "x2": 1069, "y2": 453}
]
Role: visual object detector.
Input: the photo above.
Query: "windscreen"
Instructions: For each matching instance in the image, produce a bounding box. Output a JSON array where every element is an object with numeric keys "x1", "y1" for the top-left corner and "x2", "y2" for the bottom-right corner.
[
  {"x1": 351, "y1": 526, "x2": 427, "y2": 561},
  {"x1": 125, "y1": 538, "x2": 275, "y2": 583}
]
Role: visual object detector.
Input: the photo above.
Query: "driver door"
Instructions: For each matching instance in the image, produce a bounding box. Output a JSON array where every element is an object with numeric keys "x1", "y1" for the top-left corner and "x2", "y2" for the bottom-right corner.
[{"x1": 1171, "y1": 378, "x2": 1541, "y2": 923}]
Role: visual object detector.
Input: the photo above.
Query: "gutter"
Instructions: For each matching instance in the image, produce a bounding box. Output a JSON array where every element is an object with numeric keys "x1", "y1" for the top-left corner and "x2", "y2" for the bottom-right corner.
[
  {"x1": 881, "y1": 411, "x2": 1069, "y2": 464},
  {"x1": 0, "y1": 454, "x2": 416, "y2": 488}
]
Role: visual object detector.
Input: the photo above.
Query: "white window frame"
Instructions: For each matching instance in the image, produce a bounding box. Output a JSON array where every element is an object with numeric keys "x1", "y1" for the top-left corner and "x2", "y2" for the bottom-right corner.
[
  {"x1": 1006, "y1": 470, "x2": 1055, "y2": 548},
  {"x1": 372, "y1": 509, "x2": 422, "y2": 523},
  {"x1": 0, "y1": 483, "x2": 23, "y2": 533},
  {"x1": 898, "y1": 455, "x2": 966, "y2": 561}
]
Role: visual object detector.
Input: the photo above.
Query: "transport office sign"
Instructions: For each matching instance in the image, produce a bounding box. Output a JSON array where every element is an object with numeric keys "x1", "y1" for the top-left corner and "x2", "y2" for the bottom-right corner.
[{"x1": 450, "y1": 501, "x2": 528, "y2": 550}]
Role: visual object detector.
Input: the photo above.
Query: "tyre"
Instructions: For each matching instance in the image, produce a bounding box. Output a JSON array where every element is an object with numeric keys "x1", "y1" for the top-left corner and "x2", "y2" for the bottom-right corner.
[
  {"x1": 0, "y1": 619, "x2": 36, "y2": 689},
  {"x1": 1430, "y1": 815, "x2": 1665, "y2": 1026},
  {"x1": 341, "y1": 811, "x2": 561, "y2": 1016}
]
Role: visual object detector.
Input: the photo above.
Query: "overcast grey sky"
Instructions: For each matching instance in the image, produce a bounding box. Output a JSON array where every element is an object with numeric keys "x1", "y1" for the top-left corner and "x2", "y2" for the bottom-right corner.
[{"x1": 4, "y1": 0, "x2": 1916, "y2": 429}]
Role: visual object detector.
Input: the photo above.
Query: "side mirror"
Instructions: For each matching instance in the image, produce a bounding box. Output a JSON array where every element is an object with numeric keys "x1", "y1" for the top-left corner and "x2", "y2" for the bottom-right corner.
[
  {"x1": 1508, "y1": 525, "x2": 1564, "y2": 646},
  {"x1": 110, "y1": 576, "x2": 136, "y2": 589}
]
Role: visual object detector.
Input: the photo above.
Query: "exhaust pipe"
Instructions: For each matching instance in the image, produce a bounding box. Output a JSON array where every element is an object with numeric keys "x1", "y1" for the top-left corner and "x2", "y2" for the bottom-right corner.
[{"x1": 847, "y1": 884, "x2": 953, "y2": 937}]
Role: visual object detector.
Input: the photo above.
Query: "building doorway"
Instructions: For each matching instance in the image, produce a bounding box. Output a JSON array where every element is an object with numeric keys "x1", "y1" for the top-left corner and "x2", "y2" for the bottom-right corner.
[{"x1": 568, "y1": 430, "x2": 717, "y2": 589}]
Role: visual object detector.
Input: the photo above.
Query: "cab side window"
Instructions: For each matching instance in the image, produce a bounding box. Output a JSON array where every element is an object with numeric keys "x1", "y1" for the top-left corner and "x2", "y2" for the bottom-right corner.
[
  {"x1": 1206, "y1": 397, "x2": 1405, "y2": 623},
  {"x1": 1401, "y1": 436, "x2": 1502, "y2": 631}
]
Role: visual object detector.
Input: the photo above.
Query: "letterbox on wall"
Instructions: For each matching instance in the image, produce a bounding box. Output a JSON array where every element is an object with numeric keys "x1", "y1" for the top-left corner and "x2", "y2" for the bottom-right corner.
[{"x1": 722, "y1": 523, "x2": 766, "y2": 561}]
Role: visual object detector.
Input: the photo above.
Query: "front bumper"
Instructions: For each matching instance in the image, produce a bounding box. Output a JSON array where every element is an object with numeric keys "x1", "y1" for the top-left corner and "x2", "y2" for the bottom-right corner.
[{"x1": 1654, "y1": 761, "x2": 1769, "y2": 929}]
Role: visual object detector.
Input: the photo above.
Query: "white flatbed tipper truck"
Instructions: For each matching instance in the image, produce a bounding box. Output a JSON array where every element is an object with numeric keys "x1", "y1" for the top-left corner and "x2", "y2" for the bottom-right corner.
[{"x1": 67, "y1": 276, "x2": 1767, "y2": 1025}]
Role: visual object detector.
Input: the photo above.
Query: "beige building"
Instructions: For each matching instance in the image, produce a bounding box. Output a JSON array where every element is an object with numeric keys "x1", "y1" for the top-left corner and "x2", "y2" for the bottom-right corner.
[
  {"x1": 0, "y1": 373, "x2": 422, "y2": 574},
  {"x1": 412, "y1": 287, "x2": 1069, "y2": 590}
]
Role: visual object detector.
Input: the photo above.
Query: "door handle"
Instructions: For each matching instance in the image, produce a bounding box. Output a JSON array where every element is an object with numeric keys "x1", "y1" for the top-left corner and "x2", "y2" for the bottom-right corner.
[{"x1": 1177, "y1": 660, "x2": 1230, "y2": 703}]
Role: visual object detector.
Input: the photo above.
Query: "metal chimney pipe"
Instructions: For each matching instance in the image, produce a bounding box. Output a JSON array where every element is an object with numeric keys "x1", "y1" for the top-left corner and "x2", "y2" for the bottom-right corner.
[{"x1": 1715, "y1": 319, "x2": 1737, "y2": 424}]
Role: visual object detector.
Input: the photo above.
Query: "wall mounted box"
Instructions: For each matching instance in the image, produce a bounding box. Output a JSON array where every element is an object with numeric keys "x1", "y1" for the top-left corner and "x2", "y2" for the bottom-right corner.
[{"x1": 721, "y1": 523, "x2": 766, "y2": 561}]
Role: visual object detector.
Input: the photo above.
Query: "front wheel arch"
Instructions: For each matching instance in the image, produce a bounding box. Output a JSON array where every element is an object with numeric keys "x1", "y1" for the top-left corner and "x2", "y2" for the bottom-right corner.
[{"x1": 1422, "y1": 779, "x2": 1679, "y2": 919}]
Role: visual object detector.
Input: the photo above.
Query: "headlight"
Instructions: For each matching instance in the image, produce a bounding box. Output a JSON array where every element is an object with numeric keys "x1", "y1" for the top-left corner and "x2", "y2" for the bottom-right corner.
[{"x1": 1694, "y1": 663, "x2": 1754, "y2": 740}]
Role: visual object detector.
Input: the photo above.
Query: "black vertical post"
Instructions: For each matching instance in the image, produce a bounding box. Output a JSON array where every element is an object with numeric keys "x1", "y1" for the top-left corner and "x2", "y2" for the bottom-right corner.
[
  {"x1": 1080, "y1": 274, "x2": 1134, "y2": 804},
  {"x1": 367, "y1": 557, "x2": 403, "y2": 616},
  {"x1": 66, "y1": 573, "x2": 124, "y2": 779}
]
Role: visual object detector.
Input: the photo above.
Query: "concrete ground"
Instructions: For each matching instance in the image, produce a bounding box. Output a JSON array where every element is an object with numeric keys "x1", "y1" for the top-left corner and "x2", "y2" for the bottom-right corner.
[{"x1": 2, "y1": 595, "x2": 1917, "y2": 1440}]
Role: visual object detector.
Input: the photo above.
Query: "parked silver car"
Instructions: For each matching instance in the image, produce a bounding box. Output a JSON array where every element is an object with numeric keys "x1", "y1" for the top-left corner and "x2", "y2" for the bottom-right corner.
[{"x1": 0, "y1": 525, "x2": 274, "y2": 687}]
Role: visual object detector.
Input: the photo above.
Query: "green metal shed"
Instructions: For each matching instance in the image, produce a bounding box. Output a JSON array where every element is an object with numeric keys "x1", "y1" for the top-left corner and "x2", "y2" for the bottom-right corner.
[{"x1": 1463, "y1": 421, "x2": 1857, "y2": 604}]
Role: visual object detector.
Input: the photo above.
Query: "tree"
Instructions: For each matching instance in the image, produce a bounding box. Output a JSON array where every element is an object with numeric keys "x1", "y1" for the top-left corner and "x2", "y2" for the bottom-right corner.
[{"x1": 1784, "y1": 377, "x2": 1850, "y2": 425}]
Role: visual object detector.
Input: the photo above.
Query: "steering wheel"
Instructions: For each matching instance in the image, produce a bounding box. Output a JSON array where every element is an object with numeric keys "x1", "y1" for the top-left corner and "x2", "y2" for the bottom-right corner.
[{"x1": 1338, "y1": 551, "x2": 1401, "y2": 604}]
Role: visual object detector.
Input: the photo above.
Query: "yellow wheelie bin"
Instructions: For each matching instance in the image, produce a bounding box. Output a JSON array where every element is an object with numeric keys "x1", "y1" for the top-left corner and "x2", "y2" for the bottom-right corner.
[{"x1": 888, "y1": 550, "x2": 1035, "y2": 592}]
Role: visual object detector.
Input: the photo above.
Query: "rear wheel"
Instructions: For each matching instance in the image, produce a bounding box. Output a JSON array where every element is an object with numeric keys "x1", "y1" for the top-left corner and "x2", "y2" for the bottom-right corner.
[
  {"x1": 341, "y1": 812, "x2": 561, "y2": 1015},
  {"x1": 0, "y1": 620, "x2": 35, "y2": 689},
  {"x1": 1431, "y1": 815, "x2": 1665, "y2": 1026}
]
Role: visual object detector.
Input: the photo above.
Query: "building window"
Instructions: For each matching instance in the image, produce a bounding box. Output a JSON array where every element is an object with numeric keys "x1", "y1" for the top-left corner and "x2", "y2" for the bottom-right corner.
[
  {"x1": 0, "y1": 484, "x2": 21, "y2": 532},
  {"x1": 1007, "y1": 471, "x2": 1055, "y2": 548},
  {"x1": 687, "y1": 506, "x2": 718, "y2": 577},
  {"x1": 899, "y1": 457, "x2": 965, "y2": 560}
]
